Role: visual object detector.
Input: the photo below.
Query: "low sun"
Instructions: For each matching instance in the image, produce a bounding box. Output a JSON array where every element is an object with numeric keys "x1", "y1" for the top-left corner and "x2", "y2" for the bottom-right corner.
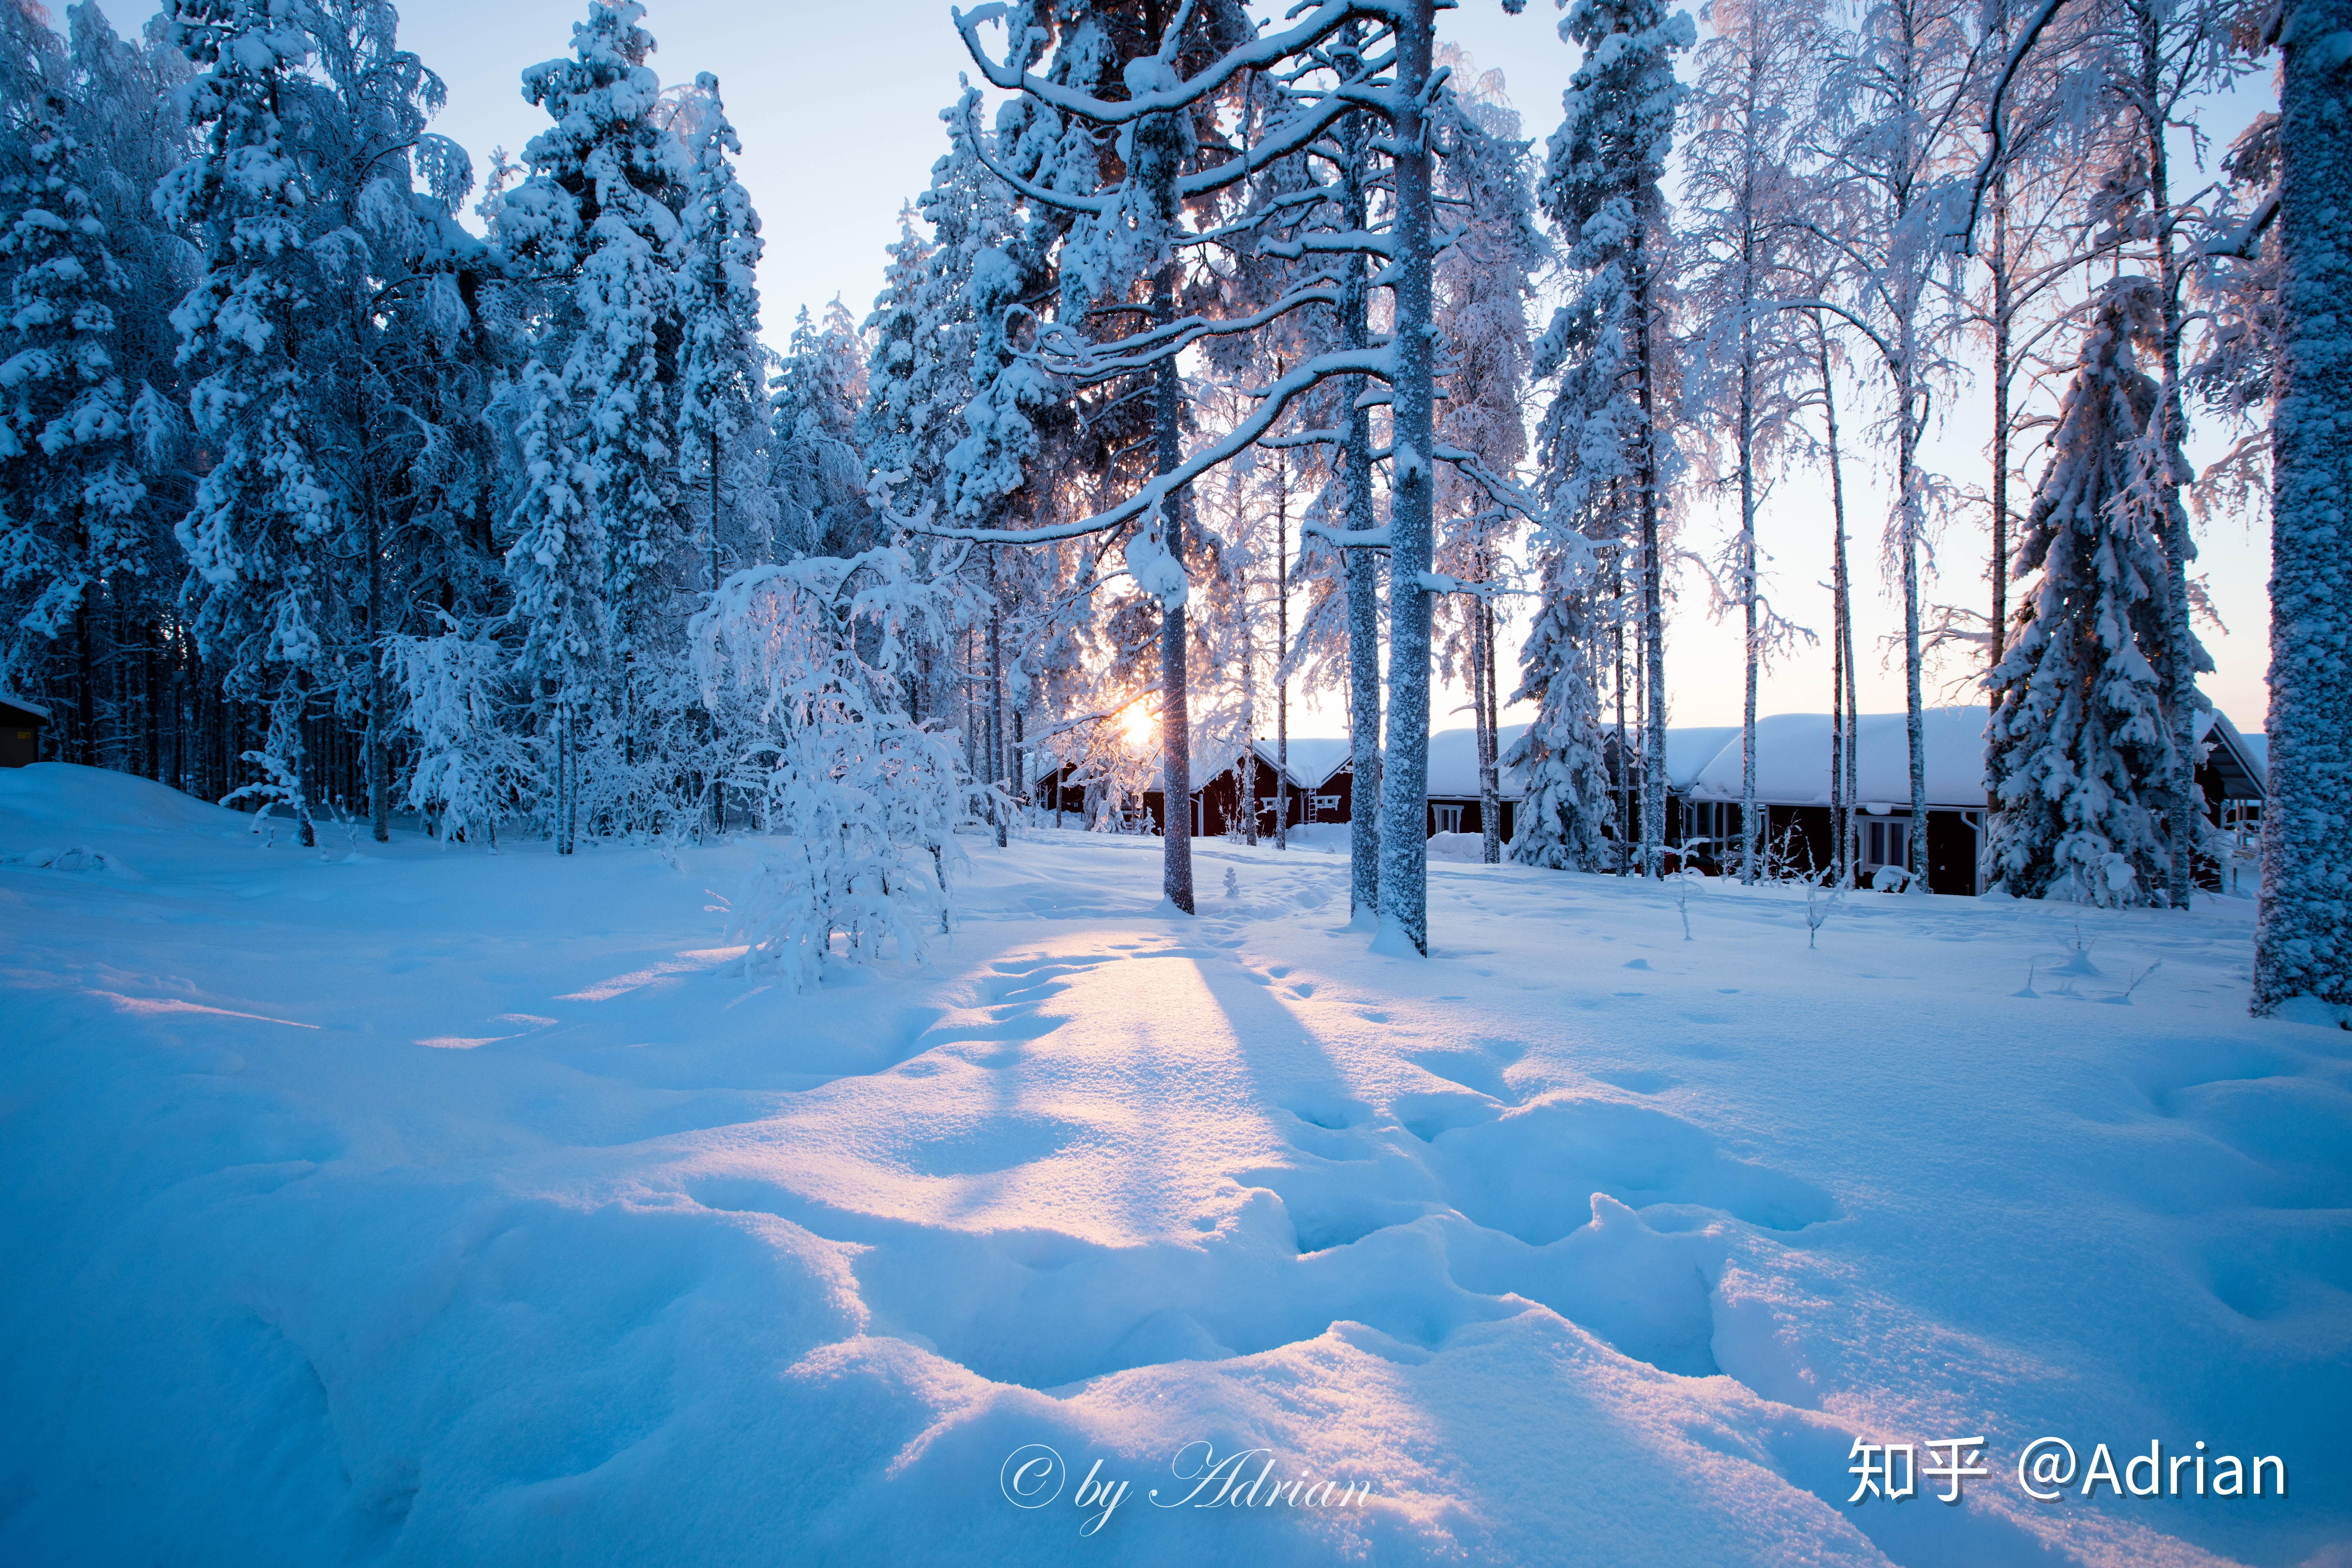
[{"x1": 1120, "y1": 704, "x2": 1155, "y2": 749}]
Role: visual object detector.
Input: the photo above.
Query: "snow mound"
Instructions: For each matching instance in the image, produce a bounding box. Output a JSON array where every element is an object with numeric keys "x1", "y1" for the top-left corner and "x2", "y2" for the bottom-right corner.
[{"x1": 0, "y1": 762, "x2": 250, "y2": 839}]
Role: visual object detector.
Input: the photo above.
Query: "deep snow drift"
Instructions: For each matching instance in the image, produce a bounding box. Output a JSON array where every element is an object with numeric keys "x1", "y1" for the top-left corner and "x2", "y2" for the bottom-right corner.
[{"x1": 1, "y1": 763, "x2": 2345, "y2": 1567}]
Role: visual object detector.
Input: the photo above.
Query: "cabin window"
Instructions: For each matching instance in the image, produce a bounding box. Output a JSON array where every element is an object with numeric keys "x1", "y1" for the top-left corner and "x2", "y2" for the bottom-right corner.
[
  {"x1": 1689, "y1": 800, "x2": 1741, "y2": 847},
  {"x1": 1864, "y1": 817, "x2": 1911, "y2": 869},
  {"x1": 1434, "y1": 803, "x2": 1465, "y2": 834}
]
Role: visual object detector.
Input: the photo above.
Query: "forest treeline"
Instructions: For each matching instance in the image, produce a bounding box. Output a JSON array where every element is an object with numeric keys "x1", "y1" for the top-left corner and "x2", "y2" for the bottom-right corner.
[{"x1": 0, "y1": 0, "x2": 2341, "y2": 1008}]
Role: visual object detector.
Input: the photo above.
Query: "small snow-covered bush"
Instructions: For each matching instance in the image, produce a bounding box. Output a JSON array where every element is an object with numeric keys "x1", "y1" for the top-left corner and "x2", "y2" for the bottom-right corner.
[
  {"x1": 385, "y1": 624, "x2": 544, "y2": 848},
  {"x1": 694, "y1": 548, "x2": 964, "y2": 989}
]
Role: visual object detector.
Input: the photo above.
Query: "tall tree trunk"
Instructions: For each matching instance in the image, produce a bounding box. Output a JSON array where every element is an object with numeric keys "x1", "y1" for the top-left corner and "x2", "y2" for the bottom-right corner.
[
  {"x1": 1375, "y1": 0, "x2": 1437, "y2": 952},
  {"x1": 1152, "y1": 263, "x2": 1195, "y2": 909},
  {"x1": 1478, "y1": 592, "x2": 1501, "y2": 864},
  {"x1": 1899, "y1": 350, "x2": 1929, "y2": 890},
  {"x1": 987, "y1": 549, "x2": 1007, "y2": 850},
  {"x1": 366, "y1": 469, "x2": 390, "y2": 842},
  {"x1": 1611, "y1": 513, "x2": 1629, "y2": 875},
  {"x1": 556, "y1": 674, "x2": 575, "y2": 855},
  {"x1": 73, "y1": 568, "x2": 96, "y2": 767},
  {"x1": 1820, "y1": 322, "x2": 1858, "y2": 886},
  {"x1": 284, "y1": 669, "x2": 317, "y2": 849},
  {"x1": 1988, "y1": 172, "x2": 2012, "y2": 813},
  {"x1": 1738, "y1": 304, "x2": 1759, "y2": 884},
  {"x1": 711, "y1": 427, "x2": 726, "y2": 836},
  {"x1": 1633, "y1": 239, "x2": 1668, "y2": 881},
  {"x1": 142, "y1": 617, "x2": 160, "y2": 780},
  {"x1": 2141, "y1": 18, "x2": 2199, "y2": 912},
  {"x1": 1339, "y1": 90, "x2": 1383, "y2": 919},
  {"x1": 1831, "y1": 570, "x2": 1846, "y2": 886},
  {"x1": 1276, "y1": 448, "x2": 1290, "y2": 852},
  {"x1": 2251, "y1": 0, "x2": 2352, "y2": 1012},
  {"x1": 1238, "y1": 494, "x2": 1258, "y2": 847}
]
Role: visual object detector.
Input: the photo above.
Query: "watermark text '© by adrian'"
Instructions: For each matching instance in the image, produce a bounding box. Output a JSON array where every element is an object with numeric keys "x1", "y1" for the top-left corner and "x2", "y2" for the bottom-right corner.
[{"x1": 1000, "y1": 1441, "x2": 1377, "y2": 1537}]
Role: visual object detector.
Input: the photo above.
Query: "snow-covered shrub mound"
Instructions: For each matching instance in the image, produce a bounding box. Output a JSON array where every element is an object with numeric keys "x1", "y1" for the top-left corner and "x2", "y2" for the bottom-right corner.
[
  {"x1": 385, "y1": 625, "x2": 545, "y2": 849},
  {"x1": 695, "y1": 547, "x2": 963, "y2": 989}
]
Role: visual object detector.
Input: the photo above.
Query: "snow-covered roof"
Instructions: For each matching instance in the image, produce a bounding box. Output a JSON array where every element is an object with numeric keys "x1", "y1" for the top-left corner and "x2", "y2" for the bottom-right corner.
[
  {"x1": 1664, "y1": 726, "x2": 1742, "y2": 790},
  {"x1": 1250, "y1": 736, "x2": 1354, "y2": 790},
  {"x1": 2194, "y1": 709, "x2": 2265, "y2": 797},
  {"x1": 1683, "y1": 709, "x2": 1993, "y2": 809},
  {"x1": 0, "y1": 691, "x2": 51, "y2": 721},
  {"x1": 1425, "y1": 724, "x2": 1529, "y2": 798}
]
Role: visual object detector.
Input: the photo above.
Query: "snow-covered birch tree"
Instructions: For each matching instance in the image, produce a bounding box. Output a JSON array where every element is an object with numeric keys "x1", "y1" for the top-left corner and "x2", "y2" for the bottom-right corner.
[
  {"x1": 1804, "y1": 0, "x2": 1986, "y2": 887},
  {"x1": 1682, "y1": 0, "x2": 1816, "y2": 882}
]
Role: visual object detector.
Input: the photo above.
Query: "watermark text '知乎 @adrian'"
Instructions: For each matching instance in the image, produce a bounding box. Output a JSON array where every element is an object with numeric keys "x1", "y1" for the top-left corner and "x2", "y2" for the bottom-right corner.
[
  {"x1": 1000, "y1": 1441, "x2": 1377, "y2": 1537},
  {"x1": 1847, "y1": 1435, "x2": 2287, "y2": 1506}
]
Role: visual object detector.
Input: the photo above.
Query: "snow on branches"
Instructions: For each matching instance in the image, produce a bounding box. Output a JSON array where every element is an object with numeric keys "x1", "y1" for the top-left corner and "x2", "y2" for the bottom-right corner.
[{"x1": 693, "y1": 548, "x2": 963, "y2": 990}]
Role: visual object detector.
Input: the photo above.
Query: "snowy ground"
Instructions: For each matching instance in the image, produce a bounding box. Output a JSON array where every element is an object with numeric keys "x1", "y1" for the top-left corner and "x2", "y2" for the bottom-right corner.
[{"x1": 2, "y1": 762, "x2": 2346, "y2": 1568}]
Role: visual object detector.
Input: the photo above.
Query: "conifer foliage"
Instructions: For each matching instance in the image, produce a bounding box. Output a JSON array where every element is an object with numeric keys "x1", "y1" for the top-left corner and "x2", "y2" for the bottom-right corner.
[{"x1": 1986, "y1": 284, "x2": 2196, "y2": 907}]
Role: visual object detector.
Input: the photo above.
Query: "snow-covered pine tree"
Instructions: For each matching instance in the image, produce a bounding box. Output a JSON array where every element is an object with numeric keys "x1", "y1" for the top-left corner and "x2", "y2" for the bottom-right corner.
[
  {"x1": 2250, "y1": 0, "x2": 2352, "y2": 1013},
  {"x1": 857, "y1": 103, "x2": 1011, "y2": 743},
  {"x1": 945, "y1": 89, "x2": 1069, "y2": 850},
  {"x1": 494, "y1": 0, "x2": 687, "y2": 852},
  {"x1": 1986, "y1": 282, "x2": 2194, "y2": 906},
  {"x1": 303, "y1": 0, "x2": 484, "y2": 843},
  {"x1": 863, "y1": 95, "x2": 1012, "y2": 522},
  {"x1": 1509, "y1": 542, "x2": 1613, "y2": 869},
  {"x1": 158, "y1": 0, "x2": 338, "y2": 848},
  {"x1": 495, "y1": 347, "x2": 599, "y2": 849},
  {"x1": 859, "y1": 207, "x2": 938, "y2": 495},
  {"x1": 774, "y1": 300, "x2": 869, "y2": 560},
  {"x1": 2077, "y1": 0, "x2": 2257, "y2": 913},
  {"x1": 1535, "y1": 0, "x2": 1692, "y2": 879},
  {"x1": 1967, "y1": 0, "x2": 2105, "y2": 769},
  {"x1": 0, "y1": 83, "x2": 145, "y2": 698},
  {"x1": 673, "y1": 71, "x2": 764, "y2": 589},
  {"x1": 0, "y1": 3, "x2": 191, "y2": 772}
]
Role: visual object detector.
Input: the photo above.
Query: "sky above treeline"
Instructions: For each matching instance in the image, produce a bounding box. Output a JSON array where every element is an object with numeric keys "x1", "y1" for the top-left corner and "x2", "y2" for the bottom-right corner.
[{"x1": 86, "y1": 0, "x2": 2281, "y2": 740}]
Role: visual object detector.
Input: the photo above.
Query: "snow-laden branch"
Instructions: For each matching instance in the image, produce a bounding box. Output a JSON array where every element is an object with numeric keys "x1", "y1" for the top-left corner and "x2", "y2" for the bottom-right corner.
[
  {"x1": 953, "y1": 0, "x2": 1391, "y2": 127},
  {"x1": 2202, "y1": 188, "x2": 2279, "y2": 259},
  {"x1": 1263, "y1": 228, "x2": 1399, "y2": 261},
  {"x1": 1414, "y1": 570, "x2": 1521, "y2": 599},
  {"x1": 910, "y1": 347, "x2": 1394, "y2": 546},
  {"x1": 957, "y1": 96, "x2": 1109, "y2": 217},
  {"x1": 1178, "y1": 94, "x2": 1368, "y2": 200},
  {"x1": 1768, "y1": 296, "x2": 1897, "y2": 375},
  {"x1": 1432, "y1": 444, "x2": 1542, "y2": 521},
  {"x1": 1954, "y1": 0, "x2": 2070, "y2": 253},
  {"x1": 1034, "y1": 281, "x2": 1344, "y2": 382},
  {"x1": 1301, "y1": 519, "x2": 1391, "y2": 549}
]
